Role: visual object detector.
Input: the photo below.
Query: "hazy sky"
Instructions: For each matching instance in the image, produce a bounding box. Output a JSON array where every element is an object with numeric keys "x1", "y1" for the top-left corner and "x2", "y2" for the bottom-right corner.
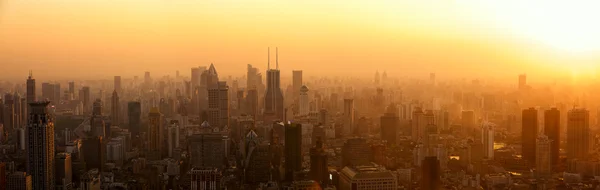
[{"x1": 1, "y1": 0, "x2": 599, "y2": 80}]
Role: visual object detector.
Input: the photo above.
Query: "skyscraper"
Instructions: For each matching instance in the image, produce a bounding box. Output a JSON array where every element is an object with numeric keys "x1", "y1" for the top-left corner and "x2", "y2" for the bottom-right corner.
[
  {"x1": 482, "y1": 122, "x2": 494, "y2": 159},
  {"x1": 128, "y1": 101, "x2": 142, "y2": 136},
  {"x1": 111, "y1": 90, "x2": 120, "y2": 125},
  {"x1": 246, "y1": 89, "x2": 258, "y2": 117},
  {"x1": 343, "y1": 99, "x2": 355, "y2": 136},
  {"x1": 522, "y1": 108, "x2": 538, "y2": 166},
  {"x1": 412, "y1": 108, "x2": 426, "y2": 142},
  {"x1": 264, "y1": 48, "x2": 284, "y2": 121},
  {"x1": 41, "y1": 83, "x2": 55, "y2": 102},
  {"x1": 292, "y1": 70, "x2": 303, "y2": 102},
  {"x1": 381, "y1": 104, "x2": 399, "y2": 145},
  {"x1": 68, "y1": 81, "x2": 75, "y2": 100},
  {"x1": 518, "y1": 74, "x2": 527, "y2": 90},
  {"x1": 207, "y1": 81, "x2": 229, "y2": 129},
  {"x1": 309, "y1": 137, "x2": 328, "y2": 184},
  {"x1": 544, "y1": 108, "x2": 560, "y2": 168},
  {"x1": 536, "y1": 134, "x2": 552, "y2": 177},
  {"x1": 188, "y1": 133, "x2": 229, "y2": 169},
  {"x1": 298, "y1": 85, "x2": 309, "y2": 116},
  {"x1": 285, "y1": 123, "x2": 302, "y2": 181},
  {"x1": 114, "y1": 76, "x2": 121, "y2": 94},
  {"x1": 421, "y1": 156, "x2": 440, "y2": 190},
  {"x1": 147, "y1": 107, "x2": 163, "y2": 160},
  {"x1": 27, "y1": 101, "x2": 55, "y2": 190},
  {"x1": 81, "y1": 86, "x2": 90, "y2": 114},
  {"x1": 342, "y1": 138, "x2": 372, "y2": 167},
  {"x1": 26, "y1": 71, "x2": 36, "y2": 109},
  {"x1": 55, "y1": 153, "x2": 73, "y2": 190},
  {"x1": 567, "y1": 108, "x2": 590, "y2": 160}
]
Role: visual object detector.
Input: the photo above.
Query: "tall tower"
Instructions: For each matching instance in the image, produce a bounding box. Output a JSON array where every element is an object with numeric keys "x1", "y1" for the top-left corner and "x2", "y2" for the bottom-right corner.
[
  {"x1": 68, "y1": 81, "x2": 75, "y2": 100},
  {"x1": 127, "y1": 101, "x2": 142, "y2": 136},
  {"x1": 298, "y1": 85, "x2": 309, "y2": 116},
  {"x1": 27, "y1": 101, "x2": 55, "y2": 190},
  {"x1": 544, "y1": 108, "x2": 560, "y2": 168},
  {"x1": 481, "y1": 122, "x2": 494, "y2": 159},
  {"x1": 264, "y1": 48, "x2": 284, "y2": 121},
  {"x1": 343, "y1": 99, "x2": 355, "y2": 136},
  {"x1": 55, "y1": 153, "x2": 73, "y2": 190},
  {"x1": 421, "y1": 156, "x2": 440, "y2": 190},
  {"x1": 81, "y1": 86, "x2": 90, "y2": 114},
  {"x1": 113, "y1": 76, "x2": 122, "y2": 94},
  {"x1": 381, "y1": 104, "x2": 399, "y2": 145},
  {"x1": 412, "y1": 108, "x2": 426, "y2": 142},
  {"x1": 522, "y1": 108, "x2": 538, "y2": 166},
  {"x1": 567, "y1": 108, "x2": 589, "y2": 160},
  {"x1": 292, "y1": 70, "x2": 303, "y2": 103},
  {"x1": 309, "y1": 137, "x2": 328, "y2": 184},
  {"x1": 111, "y1": 90, "x2": 120, "y2": 125},
  {"x1": 536, "y1": 134, "x2": 552, "y2": 177},
  {"x1": 284, "y1": 123, "x2": 302, "y2": 181},
  {"x1": 147, "y1": 107, "x2": 163, "y2": 160},
  {"x1": 207, "y1": 81, "x2": 229, "y2": 129}
]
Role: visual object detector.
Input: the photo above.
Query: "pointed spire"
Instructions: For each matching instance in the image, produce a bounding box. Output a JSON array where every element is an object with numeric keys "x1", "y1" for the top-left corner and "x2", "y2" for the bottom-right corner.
[
  {"x1": 276, "y1": 47, "x2": 279, "y2": 70},
  {"x1": 267, "y1": 47, "x2": 270, "y2": 70},
  {"x1": 28, "y1": 70, "x2": 33, "y2": 79}
]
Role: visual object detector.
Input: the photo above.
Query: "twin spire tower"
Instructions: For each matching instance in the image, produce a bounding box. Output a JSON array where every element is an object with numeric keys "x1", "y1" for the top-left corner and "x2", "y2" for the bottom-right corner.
[{"x1": 267, "y1": 47, "x2": 279, "y2": 70}]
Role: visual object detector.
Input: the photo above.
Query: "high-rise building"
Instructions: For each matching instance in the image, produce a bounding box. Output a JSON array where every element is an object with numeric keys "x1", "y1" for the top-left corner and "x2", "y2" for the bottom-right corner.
[
  {"x1": 82, "y1": 136, "x2": 104, "y2": 172},
  {"x1": 68, "y1": 81, "x2": 75, "y2": 100},
  {"x1": 567, "y1": 108, "x2": 590, "y2": 160},
  {"x1": 26, "y1": 102, "x2": 55, "y2": 190},
  {"x1": 113, "y1": 76, "x2": 121, "y2": 94},
  {"x1": 147, "y1": 107, "x2": 163, "y2": 160},
  {"x1": 292, "y1": 70, "x2": 303, "y2": 102},
  {"x1": 167, "y1": 123, "x2": 180, "y2": 158},
  {"x1": 188, "y1": 133, "x2": 229, "y2": 169},
  {"x1": 518, "y1": 74, "x2": 527, "y2": 90},
  {"x1": 111, "y1": 90, "x2": 120, "y2": 125},
  {"x1": 127, "y1": 101, "x2": 141, "y2": 136},
  {"x1": 0, "y1": 162, "x2": 5, "y2": 190},
  {"x1": 299, "y1": 85, "x2": 309, "y2": 116},
  {"x1": 188, "y1": 167, "x2": 222, "y2": 190},
  {"x1": 144, "y1": 71, "x2": 152, "y2": 88},
  {"x1": 309, "y1": 137, "x2": 328, "y2": 184},
  {"x1": 482, "y1": 122, "x2": 494, "y2": 159},
  {"x1": 285, "y1": 123, "x2": 302, "y2": 181},
  {"x1": 421, "y1": 156, "x2": 440, "y2": 190},
  {"x1": 536, "y1": 134, "x2": 552, "y2": 177},
  {"x1": 522, "y1": 108, "x2": 538, "y2": 166},
  {"x1": 264, "y1": 48, "x2": 284, "y2": 121},
  {"x1": 246, "y1": 89, "x2": 258, "y2": 117},
  {"x1": 55, "y1": 153, "x2": 73, "y2": 190},
  {"x1": 41, "y1": 83, "x2": 55, "y2": 102},
  {"x1": 412, "y1": 108, "x2": 426, "y2": 142},
  {"x1": 544, "y1": 108, "x2": 560, "y2": 168},
  {"x1": 54, "y1": 83, "x2": 61, "y2": 104},
  {"x1": 207, "y1": 81, "x2": 229, "y2": 129},
  {"x1": 81, "y1": 86, "x2": 90, "y2": 114},
  {"x1": 342, "y1": 138, "x2": 372, "y2": 167},
  {"x1": 381, "y1": 104, "x2": 399, "y2": 145},
  {"x1": 7, "y1": 172, "x2": 32, "y2": 190},
  {"x1": 3, "y1": 94, "x2": 15, "y2": 132},
  {"x1": 343, "y1": 99, "x2": 355, "y2": 136},
  {"x1": 26, "y1": 72, "x2": 36, "y2": 113},
  {"x1": 461, "y1": 110, "x2": 475, "y2": 130}
]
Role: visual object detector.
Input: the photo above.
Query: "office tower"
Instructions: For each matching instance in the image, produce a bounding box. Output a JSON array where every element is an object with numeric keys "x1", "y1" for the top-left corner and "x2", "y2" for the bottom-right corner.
[
  {"x1": 167, "y1": 123, "x2": 180, "y2": 158},
  {"x1": 188, "y1": 133, "x2": 229, "y2": 169},
  {"x1": 246, "y1": 89, "x2": 258, "y2": 117},
  {"x1": 343, "y1": 99, "x2": 355, "y2": 136},
  {"x1": 412, "y1": 107, "x2": 426, "y2": 142},
  {"x1": 544, "y1": 108, "x2": 560, "y2": 167},
  {"x1": 191, "y1": 67, "x2": 202, "y2": 92},
  {"x1": 191, "y1": 86, "x2": 200, "y2": 116},
  {"x1": 3, "y1": 94, "x2": 15, "y2": 132},
  {"x1": 339, "y1": 164, "x2": 397, "y2": 190},
  {"x1": 374, "y1": 70, "x2": 380, "y2": 85},
  {"x1": 81, "y1": 86, "x2": 90, "y2": 114},
  {"x1": 567, "y1": 108, "x2": 590, "y2": 160},
  {"x1": 243, "y1": 142, "x2": 271, "y2": 183},
  {"x1": 90, "y1": 99, "x2": 105, "y2": 137},
  {"x1": 299, "y1": 85, "x2": 309, "y2": 116},
  {"x1": 264, "y1": 48, "x2": 284, "y2": 121},
  {"x1": 207, "y1": 81, "x2": 229, "y2": 129},
  {"x1": 56, "y1": 153, "x2": 73, "y2": 190},
  {"x1": 26, "y1": 72, "x2": 36, "y2": 110},
  {"x1": 536, "y1": 134, "x2": 552, "y2": 177},
  {"x1": 381, "y1": 104, "x2": 399, "y2": 144},
  {"x1": 54, "y1": 83, "x2": 61, "y2": 104},
  {"x1": 0, "y1": 162, "x2": 5, "y2": 190},
  {"x1": 68, "y1": 81, "x2": 75, "y2": 99},
  {"x1": 482, "y1": 122, "x2": 494, "y2": 159},
  {"x1": 144, "y1": 71, "x2": 151, "y2": 87},
  {"x1": 342, "y1": 138, "x2": 372, "y2": 167},
  {"x1": 310, "y1": 137, "x2": 328, "y2": 184},
  {"x1": 26, "y1": 102, "x2": 55, "y2": 190},
  {"x1": 285, "y1": 123, "x2": 302, "y2": 181},
  {"x1": 292, "y1": 70, "x2": 303, "y2": 102},
  {"x1": 113, "y1": 76, "x2": 121, "y2": 94},
  {"x1": 127, "y1": 101, "x2": 141, "y2": 136},
  {"x1": 41, "y1": 83, "x2": 55, "y2": 102},
  {"x1": 147, "y1": 107, "x2": 163, "y2": 160},
  {"x1": 189, "y1": 168, "x2": 222, "y2": 190},
  {"x1": 7, "y1": 172, "x2": 32, "y2": 190},
  {"x1": 82, "y1": 136, "x2": 104, "y2": 172},
  {"x1": 111, "y1": 90, "x2": 120, "y2": 125},
  {"x1": 522, "y1": 108, "x2": 538, "y2": 166},
  {"x1": 518, "y1": 74, "x2": 527, "y2": 90},
  {"x1": 421, "y1": 156, "x2": 440, "y2": 190}
]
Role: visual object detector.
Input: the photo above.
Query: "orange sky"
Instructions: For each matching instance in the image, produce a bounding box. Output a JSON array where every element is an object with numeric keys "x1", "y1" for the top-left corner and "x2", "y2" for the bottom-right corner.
[{"x1": 0, "y1": 0, "x2": 599, "y2": 81}]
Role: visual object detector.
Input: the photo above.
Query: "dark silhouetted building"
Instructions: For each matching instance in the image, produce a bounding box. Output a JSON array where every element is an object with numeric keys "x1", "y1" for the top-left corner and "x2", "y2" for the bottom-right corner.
[
  {"x1": 264, "y1": 48, "x2": 284, "y2": 121},
  {"x1": 27, "y1": 102, "x2": 55, "y2": 190},
  {"x1": 207, "y1": 81, "x2": 229, "y2": 129},
  {"x1": 82, "y1": 136, "x2": 104, "y2": 173},
  {"x1": 421, "y1": 156, "x2": 440, "y2": 190},
  {"x1": 128, "y1": 101, "x2": 141, "y2": 136},
  {"x1": 342, "y1": 138, "x2": 372, "y2": 167},
  {"x1": 55, "y1": 153, "x2": 73, "y2": 190},
  {"x1": 285, "y1": 123, "x2": 302, "y2": 181},
  {"x1": 310, "y1": 137, "x2": 328, "y2": 184},
  {"x1": 381, "y1": 104, "x2": 399, "y2": 144},
  {"x1": 0, "y1": 162, "x2": 5, "y2": 190},
  {"x1": 522, "y1": 108, "x2": 538, "y2": 166},
  {"x1": 567, "y1": 108, "x2": 590, "y2": 160},
  {"x1": 111, "y1": 90, "x2": 120, "y2": 125},
  {"x1": 544, "y1": 108, "x2": 560, "y2": 168},
  {"x1": 147, "y1": 107, "x2": 163, "y2": 160},
  {"x1": 7, "y1": 172, "x2": 32, "y2": 190}
]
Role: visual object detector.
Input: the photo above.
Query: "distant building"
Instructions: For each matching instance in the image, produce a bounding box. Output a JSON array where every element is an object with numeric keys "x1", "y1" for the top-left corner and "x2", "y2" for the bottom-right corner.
[
  {"x1": 188, "y1": 133, "x2": 229, "y2": 169},
  {"x1": 127, "y1": 101, "x2": 141, "y2": 136},
  {"x1": 292, "y1": 70, "x2": 303, "y2": 102},
  {"x1": 567, "y1": 108, "x2": 590, "y2": 160},
  {"x1": 343, "y1": 99, "x2": 355, "y2": 136},
  {"x1": 310, "y1": 137, "x2": 328, "y2": 184},
  {"x1": 285, "y1": 123, "x2": 303, "y2": 181},
  {"x1": 421, "y1": 156, "x2": 440, "y2": 190},
  {"x1": 27, "y1": 102, "x2": 55, "y2": 190},
  {"x1": 342, "y1": 138, "x2": 372, "y2": 167},
  {"x1": 544, "y1": 108, "x2": 560, "y2": 168},
  {"x1": 518, "y1": 74, "x2": 527, "y2": 90},
  {"x1": 7, "y1": 172, "x2": 32, "y2": 190},
  {"x1": 339, "y1": 164, "x2": 397, "y2": 190},
  {"x1": 536, "y1": 134, "x2": 552, "y2": 177},
  {"x1": 481, "y1": 122, "x2": 494, "y2": 159},
  {"x1": 412, "y1": 108, "x2": 426, "y2": 142},
  {"x1": 111, "y1": 90, "x2": 120, "y2": 125},
  {"x1": 380, "y1": 104, "x2": 399, "y2": 144},
  {"x1": 189, "y1": 167, "x2": 222, "y2": 190},
  {"x1": 147, "y1": 107, "x2": 163, "y2": 160},
  {"x1": 207, "y1": 81, "x2": 229, "y2": 129},
  {"x1": 264, "y1": 48, "x2": 284, "y2": 121},
  {"x1": 522, "y1": 108, "x2": 538, "y2": 166},
  {"x1": 82, "y1": 136, "x2": 104, "y2": 173},
  {"x1": 299, "y1": 85, "x2": 310, "y2": 116},
  {"x1": 167, "y1": 123, "x2": 180, "y2": 158}
]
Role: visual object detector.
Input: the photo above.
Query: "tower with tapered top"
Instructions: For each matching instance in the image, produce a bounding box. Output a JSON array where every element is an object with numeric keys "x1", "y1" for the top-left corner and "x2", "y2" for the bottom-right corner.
[{"x1": 264, "y1": 47, "x2": 284, "y2": 121}]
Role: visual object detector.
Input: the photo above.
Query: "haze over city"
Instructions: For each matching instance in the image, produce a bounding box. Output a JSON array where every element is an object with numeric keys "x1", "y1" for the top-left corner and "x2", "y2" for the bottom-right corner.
[{"x1": 2, "y1": 1, "x2": 600, "y2": 190}]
